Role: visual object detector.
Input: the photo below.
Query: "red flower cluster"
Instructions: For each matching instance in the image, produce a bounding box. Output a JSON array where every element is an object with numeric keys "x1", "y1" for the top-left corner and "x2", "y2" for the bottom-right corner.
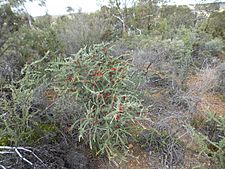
[
  {"x1": 119, "y1": 103, "x2": 124, "y2": 112},
  {"x1": 97, "y1": 92, "x2": 102, "y2": 99},
  {"x1": 110, "y1": 68, "x2": 117, "y2": 71},
  {"x1": 114, "y1": 114, "x2": 121, "y2": 121},
  {"x1": 91, "y1": 69, "x2": 104, "y2": 77}
]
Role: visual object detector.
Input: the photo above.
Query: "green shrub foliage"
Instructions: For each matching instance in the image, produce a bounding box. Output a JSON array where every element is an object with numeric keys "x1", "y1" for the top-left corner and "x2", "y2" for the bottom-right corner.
[
  {"x1": 47, "y1": 44, "x2": 145, "y2": 160},
  {"x1": 191, "y1": 113, "x2": 225, "y2": 169},
  {"x1": 206, "y1": 11, "x2": 225, "y2": 39}
]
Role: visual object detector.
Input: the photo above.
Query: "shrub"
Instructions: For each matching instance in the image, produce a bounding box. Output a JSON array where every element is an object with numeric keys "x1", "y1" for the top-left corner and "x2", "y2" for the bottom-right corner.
[
  {"x1": 0, "y1": 4, "x2": 22, "y2": 50},
  {"x1": 47, "y1": 44, "x2": 145, "y2": 161},
  {"x1": 0, "y1": 77, "x2": 56, "y2": 146},
  {"x1": 206, "y1": 10, "x2": 225, "y2": 39},
  {"x1": 138, "y1": 129, "x2": 185, "y2": 168},
  {"x1": 216, "y1": 62, "x2": 225, "y2": 94},
  {"x1": 190, "y1": 113, "x2": 225, "y2": 169},
  {"x1": 0, "y1": 51, "x2": 60, "y2": 147},
  {"x1": 0, "y1": 4, "x2": 23, "y2": 85},
  {"x1": 205, "y1": 38, "x2": 224, "y2": 55},
  {"x1": 54, "y1": 13, "x2": 111, "y2": 54},
  {"x1": 0, "y1": 20, "x2": 64, "y2": 85},
  {"x1": 11, "y1": 26, "x2": 64, "y2": 63},
  {"x1": 132, "y1": 36, "x2": 192, "y2": 87}
]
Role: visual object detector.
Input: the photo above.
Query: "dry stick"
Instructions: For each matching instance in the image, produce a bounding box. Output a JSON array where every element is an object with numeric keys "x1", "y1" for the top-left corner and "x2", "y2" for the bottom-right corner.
[
  {"x1": 0, "y1": 146, "x2": 45, "y2": 167},
  {"x1": 15, "y1": 148, "x2": 33, "y2": 166},
  {"x1": 0, "y1": 151, "x2": 14, "y2": 154},
  {"x1": 0, "y1": 165, "x2": 6, "y2": 169},
  {"x1": 144, "y1": 62, "x2": 152, "y2": 81},
  {"x1": 17, "y1": 147, "x2": 44, "y2": 165}
]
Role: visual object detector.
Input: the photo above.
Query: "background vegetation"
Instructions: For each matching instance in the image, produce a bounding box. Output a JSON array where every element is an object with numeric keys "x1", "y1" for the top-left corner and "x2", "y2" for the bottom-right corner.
[{"x1": 0, "y1": 0, "x2": 224, "y2": 168}]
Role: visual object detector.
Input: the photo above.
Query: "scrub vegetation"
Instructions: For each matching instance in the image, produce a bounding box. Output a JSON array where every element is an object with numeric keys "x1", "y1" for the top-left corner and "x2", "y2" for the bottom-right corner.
[{"x1": 0, "y1": 0, "x2": 225, "y2": 168}]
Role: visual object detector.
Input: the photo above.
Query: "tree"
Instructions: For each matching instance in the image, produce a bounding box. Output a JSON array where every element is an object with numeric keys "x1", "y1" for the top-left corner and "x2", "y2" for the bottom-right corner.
[
  {"x1": 1, "y1": 0, "x2": 45, "y2": 8},
  {"x1": 160, "y1": 5, "x2": 196, "y2": 32},
  {"x1": 98, "y1": 0, "x2": 136, "y2": 36},
  {"x1": 98, "y1": 0, "x2": 168, "y2": 36},
  {"x1": 134, "y1": 0, "x2": 161, "y2": 31},
  {"x1": 66, "y1": 6, "x2": 74, "y2": 14},
  {"x1": 1, "y1": 0, "x2": 46, "y2": 26},
  {"x1": 0, "y1": 4, "x2": 22, "y2": 54}
]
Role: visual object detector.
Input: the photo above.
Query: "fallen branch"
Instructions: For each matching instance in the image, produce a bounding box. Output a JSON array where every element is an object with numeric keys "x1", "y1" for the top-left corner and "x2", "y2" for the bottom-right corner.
[{"x1": 0, "y1": 146, "x2": 45, "y2": 168}]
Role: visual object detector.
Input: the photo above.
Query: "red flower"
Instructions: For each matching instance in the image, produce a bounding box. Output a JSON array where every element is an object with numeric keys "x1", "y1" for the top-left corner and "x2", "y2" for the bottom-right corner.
[
  {"x1": 66, "y1": 76, "x2": 73, "y2": 81},
  {"x1": 65, "y1": 75, "x2": 75, "y2": 82},
  {"x1": 114, "y1": 114, "x2": 121, "y2": 121},
  {"x1": 136, "y1": 112, "x2": 141, "y2": 115},
  {"x1": 109, "y1": 72, "x2": 115, "y2": 75},
  {"x1": 104, "y1": 92, "x2": 110, "y2": 100},
  {"x1": 97, "y1": 92, "x2": 102, "y2": 99},
  {"x1": 115, "y1": 125, "x2": 120, "y2": 129},
  {"x1": 111, "y1": 68, "x2": 117, "y2": 71},
  {"x1": 122, "y1": 95, "x2": 126, "y2": 101},
  {"x1": 119, "y1": 103, "x2": 124, "y2": 112}
]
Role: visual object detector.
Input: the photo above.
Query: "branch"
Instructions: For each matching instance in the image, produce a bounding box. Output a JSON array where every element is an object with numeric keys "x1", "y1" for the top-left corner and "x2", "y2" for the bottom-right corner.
[
  {"x1": 0, "y1": 146, "x2": 45, "y2": 168},
  {"x1": 0, "y1": 165, "x2": 6, "y2": 169},
  {"x1": 112, "y1": 14, "x2": 124, "y2": 23}
]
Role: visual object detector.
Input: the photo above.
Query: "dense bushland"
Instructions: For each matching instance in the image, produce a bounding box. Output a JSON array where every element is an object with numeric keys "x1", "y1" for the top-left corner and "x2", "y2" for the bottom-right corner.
[{"x1": 0, "y1": 1, "x2": 225, "y2": 168}]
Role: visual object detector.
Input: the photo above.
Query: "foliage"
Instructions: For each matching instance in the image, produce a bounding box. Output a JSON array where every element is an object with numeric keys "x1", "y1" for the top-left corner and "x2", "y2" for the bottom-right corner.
[
  {"x1": 54, "y1": 13, "x2": 112, "y2": 54},
  {"x1": 2, "y1": 0, "x2": 46, "y2": 8},
  {"x1": 0, "y1": 58, "x2": 57, "y2": 146},
  {"x1": 10, "y1": 26, "x2": 64, "y2": 63},
  {"x1": 190, "y1": 113, "x2": 225, "y2": 169},
  {"x1": 0, "y1": 4, "x2": 24, "y2": 84},
  {"x1": 206, "y1": 10, "x2": 225, "y2": 39},
  {"x1": 46, "y1": 44, "x2": 145, "y2": 161},
  {"x1": 34, "y1": 14, "x2": 53, "y2": 29},
  {"x1": 138, "y1": 129, "x2": 184, "y2": 167},
  {"x1": 1, "y1": 1, "x2": 225, "y2": 168},
  {"x1": 159, "y1": 5, "x2": 196, "y2": 38},
  {"x1": 0, "y1": 4, "x2": 22, "y2": 52},
  {"x1": 205, "y1": 38, "x2": 224, "y2": 54},
  {"x1": 131, "y1": 31, "x2": 194, "y2": 86},
  {"x1": 216, "y1": 62, "x2": 225, "y2": 94},
  {"x1": 0, "y1": 5, "x2": 64, "y2": 85}
]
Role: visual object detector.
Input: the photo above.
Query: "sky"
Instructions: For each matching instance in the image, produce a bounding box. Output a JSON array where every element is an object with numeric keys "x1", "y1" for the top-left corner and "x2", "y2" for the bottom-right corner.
[{"x1": 25, "y1": 0, "x2": 224, "y2": 16}]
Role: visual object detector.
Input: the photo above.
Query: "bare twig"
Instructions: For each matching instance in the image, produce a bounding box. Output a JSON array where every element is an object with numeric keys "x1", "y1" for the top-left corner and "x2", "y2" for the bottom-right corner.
[
  {"x1": 0, "y1": 146, "x2": 45, "y2": 168},
  {"x1": 0, "y1": 164, "x2": 6, "y2": 169}
]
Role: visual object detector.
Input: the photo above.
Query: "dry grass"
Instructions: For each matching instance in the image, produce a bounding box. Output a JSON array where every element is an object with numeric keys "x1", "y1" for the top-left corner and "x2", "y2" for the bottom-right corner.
[
  {"x1": 186, "y1": 67, "x2": 225, "y2": 117},
  {"x1": 198, "y1": 94, "x2": 225, "y2": 117},
  {"x1": 187, "y1": 68, "x2": 218, "y2": 96}
]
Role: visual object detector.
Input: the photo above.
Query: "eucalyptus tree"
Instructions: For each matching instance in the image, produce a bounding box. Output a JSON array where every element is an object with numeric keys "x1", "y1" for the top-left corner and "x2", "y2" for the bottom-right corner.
[
  {"x1": 98, "y1": 0, "x2": 168, "y2": 36},
  {"x1": 98, "y1": 0, "x2": 137, "y2": 36},
  {"x1": 0, "y1": 0, "x2": 45, "y2": 26}
]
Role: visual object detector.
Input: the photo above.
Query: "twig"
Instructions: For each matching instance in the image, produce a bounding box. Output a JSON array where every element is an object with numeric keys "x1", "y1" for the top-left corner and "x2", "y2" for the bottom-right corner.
[
  {"x1": 0, "y1": 151, "x2": 14, "y2": 154},
  {"x1": 0, "y1": 146, "x2": 45, "y2": 167},
  {"x1": 14, "y1": 148, "x2": 33, "y2": 165},
  {"x1": 0, "y1": 165, "x2": 6, "y2": 169}
]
